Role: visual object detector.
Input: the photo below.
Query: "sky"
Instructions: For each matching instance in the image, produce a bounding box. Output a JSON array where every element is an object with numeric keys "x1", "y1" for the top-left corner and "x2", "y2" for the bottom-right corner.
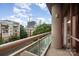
[{"x1": 0, "y1": 3, "x2": 51, "y2": 27}]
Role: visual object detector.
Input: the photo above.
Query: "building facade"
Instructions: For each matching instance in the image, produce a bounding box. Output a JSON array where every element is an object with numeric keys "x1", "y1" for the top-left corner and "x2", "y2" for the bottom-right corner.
[{"x1": 0, "y1": 20, "x2": 20, "y2": 42}]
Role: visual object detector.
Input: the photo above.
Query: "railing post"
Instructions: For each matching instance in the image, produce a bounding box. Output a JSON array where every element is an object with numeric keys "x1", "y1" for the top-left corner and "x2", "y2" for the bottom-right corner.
[{"x1": 39, "y1": 39, "x2": 40, "y2": 56}]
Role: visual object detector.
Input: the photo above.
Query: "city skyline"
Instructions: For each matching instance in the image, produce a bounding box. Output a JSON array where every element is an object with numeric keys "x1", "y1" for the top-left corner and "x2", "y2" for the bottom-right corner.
[{"x1": 0, "y1": 3, "x2": 51, "y2": 27}]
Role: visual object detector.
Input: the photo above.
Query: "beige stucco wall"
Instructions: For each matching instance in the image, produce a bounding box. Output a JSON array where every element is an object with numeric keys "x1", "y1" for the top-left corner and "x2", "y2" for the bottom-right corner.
[
  {"x1": 0, "y1": 20, "x2": 20, "y2": 41},
  {"x1": 51, "y1": 4, "x2": 62, "y2": 48}
]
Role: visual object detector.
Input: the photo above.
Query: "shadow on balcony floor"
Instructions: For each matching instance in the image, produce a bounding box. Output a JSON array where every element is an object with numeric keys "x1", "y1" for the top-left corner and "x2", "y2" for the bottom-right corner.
[{"x1": 45, "y1": 42, "x2": 72, "y2": 56}]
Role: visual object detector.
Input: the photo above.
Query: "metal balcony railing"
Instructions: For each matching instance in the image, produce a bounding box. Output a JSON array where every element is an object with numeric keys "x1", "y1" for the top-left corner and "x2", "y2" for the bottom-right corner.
[
  {"x1": 70, "y1": 36, "x2": 79, "y2": 42},
  {"x1": 0, "y1": 32, "x2": 50, "y2": 56},
  {"x1": 10, "y1": 34, "x2": 52, "y2": 56},
  {"x1": 67, "y1": 35, "x2": 79, "y2": 55}
]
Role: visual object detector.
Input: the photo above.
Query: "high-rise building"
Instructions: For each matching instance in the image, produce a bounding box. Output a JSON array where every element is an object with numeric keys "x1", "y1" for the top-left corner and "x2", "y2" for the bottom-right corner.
[{"x1": 26, "y1": 21, "x2": 36, "y2": 36}]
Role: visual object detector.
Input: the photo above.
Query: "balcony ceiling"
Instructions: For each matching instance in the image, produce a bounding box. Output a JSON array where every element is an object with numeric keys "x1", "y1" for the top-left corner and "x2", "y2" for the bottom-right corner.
[{"x1": 46, "y1": 3, "x2": 70, "y2": 17}]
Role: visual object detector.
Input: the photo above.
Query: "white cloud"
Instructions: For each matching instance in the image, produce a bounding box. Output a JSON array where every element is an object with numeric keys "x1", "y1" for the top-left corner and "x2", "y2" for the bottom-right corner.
[
  {"x1": 6, "y1": 15, "x2": 27, "y2": 27},
  {"x1": 36, "y1": 17, "x2": 51, "y2": 25},
  {"x1": 15, "y1": 3, "x2": 32, "y2": 11},
  {"x1": 15, "y1": 12, "x2": 27, "y2": 18},
  {"x1": 35, "y1": 3, "x2": 47, "y2": 11},
  {"x1": 7, "y1": 3, "x2": 34, "y2": 27},
  {"x1": 3, "y1": 3, "x2": 49, "y2": 26},
  {"x1": 13, "y1": 7, "x2": 21, "y2": 14},
  {"x1": 13, "y1": 6, "x2": 29, "y2": 21},
  {"x1": 7, "y1": 15, "x2": 22, "y2": 23},
  {"x1": 13, "y1": 6, "x2": 26, "y2": 14},
  {"x1": 0, "y1": 17, "x2": 7, "y2": 20},
  {"x1": 36, "y1": 17, "x2": 46, "y2": 24},
  {"x1": 0, "y1": 3, "x2": 50, "y2": 27},
  {"x1": 15, "y1": 3, "x2": 47, "y2": 11}
]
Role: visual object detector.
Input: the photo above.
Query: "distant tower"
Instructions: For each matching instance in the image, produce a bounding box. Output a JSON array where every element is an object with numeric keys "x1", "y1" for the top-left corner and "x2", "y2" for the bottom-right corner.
[
  {"x1": 39, "y1": 20, "x2": 42, "y2": 25},
  {"x1": 28, "y1": 15, "x2": 32, "y2": 36},
  {"x1": 28, "y1": 16, "x2": 32, "y2": 22}
]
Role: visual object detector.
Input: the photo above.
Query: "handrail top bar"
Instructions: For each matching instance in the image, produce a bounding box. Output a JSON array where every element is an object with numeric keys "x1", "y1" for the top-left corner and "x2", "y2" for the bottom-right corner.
[
  {"x1": 10, "y1": 34, "x2": 50, "y2": 56},
  {"x1": 69, "y1": 35, "x2": 79, "y2": 42},
  {"x1": 0, "y1": 32, "x2": 50, "y2": 48},
  {"x1": 9, "y1": 35, "x2": 47, "y2": 56}
]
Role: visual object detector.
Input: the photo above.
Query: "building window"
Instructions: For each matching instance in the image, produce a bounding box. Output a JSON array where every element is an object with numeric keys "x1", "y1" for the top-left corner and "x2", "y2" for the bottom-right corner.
[
  {"x1": 15, "y1": 30, "x2": 17, "y2": 32},
  {"x1": 3, "y1": 30, "x2": 8, "y2": 33},
  {"x1": 2, "y1": 25, "x2": 8, "y2": 33}
]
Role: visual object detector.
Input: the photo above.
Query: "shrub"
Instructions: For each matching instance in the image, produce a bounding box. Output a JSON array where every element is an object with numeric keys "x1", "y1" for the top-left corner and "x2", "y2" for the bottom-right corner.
[
  {"x1": 0, "y1": 36, "x2": 4, "y2": 45},
  {"x1": 8, "y1": 35, "x2": 20, "y2": 42}
]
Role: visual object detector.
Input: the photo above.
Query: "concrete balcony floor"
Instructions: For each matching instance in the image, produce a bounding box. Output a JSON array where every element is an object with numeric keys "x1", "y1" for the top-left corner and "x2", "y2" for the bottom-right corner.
[
  {"x1": 45, "y1": 42, "x2": 72, "y2": 56},
  {"x1": 19, "y1": 51, "x2": 37, "y2": 56}
]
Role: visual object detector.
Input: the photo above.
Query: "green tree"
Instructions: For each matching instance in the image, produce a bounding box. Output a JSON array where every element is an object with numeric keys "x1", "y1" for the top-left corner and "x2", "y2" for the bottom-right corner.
[
  {"x1": 8, "y1": 35, "x2": 20, "y2": 42},
  {"x1": 33, "y1": 23, "x2": 51, "y2": 35},
  {"x1": 0, "y1": 36, "x2": 4, "y2": 45},
  {"x1": 20, "y1": 25, "x2": 27, "y2": 39}
]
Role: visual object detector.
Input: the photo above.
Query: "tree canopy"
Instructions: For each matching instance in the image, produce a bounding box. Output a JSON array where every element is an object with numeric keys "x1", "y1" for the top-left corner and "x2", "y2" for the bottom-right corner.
[
  {"x1": 32, "y1": 23, "x2": 51, "y2": 35},
  {"x1": 20, "y1": 25, "x2": 27, "y2": 39}
]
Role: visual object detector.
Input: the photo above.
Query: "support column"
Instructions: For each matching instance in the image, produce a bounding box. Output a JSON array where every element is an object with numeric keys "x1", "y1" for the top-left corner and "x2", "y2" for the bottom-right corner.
[
  {"x1": 70, "y1": 4, "x2": 73, "y2": 49},
  {"x1": 51, "y1": 4, "x2": 62, "y2": 48},
  {"x1": 63, "y1": 17, "x2": 68, "y2": 48}
]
